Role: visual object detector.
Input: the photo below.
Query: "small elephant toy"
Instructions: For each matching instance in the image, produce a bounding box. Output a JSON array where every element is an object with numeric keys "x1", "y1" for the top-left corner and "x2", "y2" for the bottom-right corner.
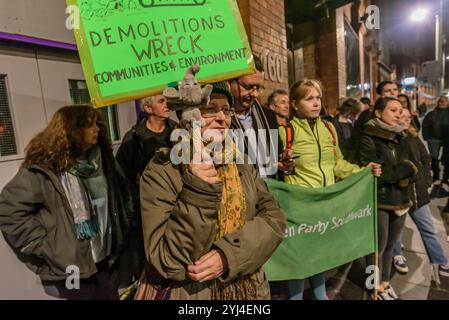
[{"x1": 164, "y1": 64, "x2": 213, "y2": 110}]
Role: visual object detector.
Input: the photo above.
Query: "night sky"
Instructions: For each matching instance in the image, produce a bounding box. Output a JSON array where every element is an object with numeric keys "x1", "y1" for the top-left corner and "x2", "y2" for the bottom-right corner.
[{"x1": 387, "y1": 0, "x2": 441, "y2": 65}]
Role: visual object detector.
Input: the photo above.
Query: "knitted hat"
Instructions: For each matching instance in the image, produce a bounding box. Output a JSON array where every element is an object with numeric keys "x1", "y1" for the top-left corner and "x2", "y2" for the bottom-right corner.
[{"x1": 211, "y1": 81, "x2": 234, "y2": 107}]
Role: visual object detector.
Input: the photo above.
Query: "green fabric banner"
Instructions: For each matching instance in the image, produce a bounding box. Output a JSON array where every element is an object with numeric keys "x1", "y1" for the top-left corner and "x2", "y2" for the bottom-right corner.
[
  {"x1": 66, "y1": 0, "x2": 254, "y2": 107},
  {"x1": 264, "y1": 169, "x2": 378, "y2": 281}
]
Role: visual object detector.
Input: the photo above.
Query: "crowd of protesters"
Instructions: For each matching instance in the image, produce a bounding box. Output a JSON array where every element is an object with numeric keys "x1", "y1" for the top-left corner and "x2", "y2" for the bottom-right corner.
[{"x1": 1, "y1": 55, "x2": 449, "y2": 301}]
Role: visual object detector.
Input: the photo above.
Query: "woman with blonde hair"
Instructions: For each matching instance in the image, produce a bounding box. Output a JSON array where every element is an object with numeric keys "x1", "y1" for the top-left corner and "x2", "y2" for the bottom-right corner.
[
  {"x1": 279, "y1": 79, "x2": 381, "y2": 300},
  {"x1": 0, "y1": 105, "x2": 135, "y2": 299}
]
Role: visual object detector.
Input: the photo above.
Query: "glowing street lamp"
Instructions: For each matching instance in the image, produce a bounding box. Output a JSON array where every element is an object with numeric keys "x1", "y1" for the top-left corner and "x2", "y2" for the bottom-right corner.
[
  {"x1": 410, "y1": 8, "x2": 429, "y2": 23},
  {"x1": 410, "y1": 3, "x2": 445, "y2": 96}
]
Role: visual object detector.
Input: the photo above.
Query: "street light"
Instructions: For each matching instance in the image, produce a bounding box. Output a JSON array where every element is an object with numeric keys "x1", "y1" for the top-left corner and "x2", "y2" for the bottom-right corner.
[
  {"x1": 410, "y1": 2, "x2": 444, "y2": 96},
  {"x1": 410, "y1": 8, "x2": 429, "y2": 23}
]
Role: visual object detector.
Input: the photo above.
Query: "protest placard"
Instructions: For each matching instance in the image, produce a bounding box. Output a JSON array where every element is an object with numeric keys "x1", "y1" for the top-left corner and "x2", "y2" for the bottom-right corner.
[{"x1": 67, "y1": 0, "x2": 255, "y2": 107}]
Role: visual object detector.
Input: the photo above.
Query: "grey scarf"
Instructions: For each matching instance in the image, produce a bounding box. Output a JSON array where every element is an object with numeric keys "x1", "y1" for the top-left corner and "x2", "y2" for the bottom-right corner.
[
  {"x1": 61, "y1": 146, "x2": 102, "y2": 240},
  {"x1": 369, "y1": 118, "x2": 404, "y2": 133}
]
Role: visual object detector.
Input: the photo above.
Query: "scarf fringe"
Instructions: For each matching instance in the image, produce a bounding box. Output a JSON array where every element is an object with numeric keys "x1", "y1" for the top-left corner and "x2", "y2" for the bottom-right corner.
[
  {"x1": 210, "y1": 276, "x2": 257, "y2": 300},
  {"x1": 75, "y1": 218, "x2": 99, "y2": 240}
]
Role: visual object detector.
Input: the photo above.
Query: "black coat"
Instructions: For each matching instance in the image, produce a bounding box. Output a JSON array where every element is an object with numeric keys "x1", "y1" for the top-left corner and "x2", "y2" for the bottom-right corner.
[
  {"x1": 357, "y1": 121, "x2": 418, "y2": 210},
  {"x1": 422, "y1": 107, "x2": 449, "y2": 141},
  {"x1": 330, "y1": 117, "x2": 356, "y2": 162},
  {"x1": 116, "y1": 118, "x2": 177, "y2": 215},
  {"x1": 351, "y1": 109, "x2": 372, "y2": 150},
  {"x1": 400, "y1": 129, "x2": 432, "y2": 209}
]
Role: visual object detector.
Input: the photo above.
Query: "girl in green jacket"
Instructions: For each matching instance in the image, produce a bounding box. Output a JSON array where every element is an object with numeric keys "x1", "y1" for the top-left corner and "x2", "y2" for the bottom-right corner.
[{"x1": 280, "y1": 79, "x2": 381, "y2": 300}]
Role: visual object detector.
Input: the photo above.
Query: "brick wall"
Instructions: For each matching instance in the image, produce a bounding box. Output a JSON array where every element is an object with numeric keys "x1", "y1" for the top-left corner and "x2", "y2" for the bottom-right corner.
[
  {"x1": 294, "y1": 9, "x2": 346, "y2": 115},
  {"x1": 237, "y1": 0, "x2": 289, "y2": 105}
]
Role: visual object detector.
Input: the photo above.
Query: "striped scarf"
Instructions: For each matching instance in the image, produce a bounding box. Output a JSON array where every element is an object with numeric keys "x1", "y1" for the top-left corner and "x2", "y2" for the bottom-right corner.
[{"x1": 231, "y1": 100, "x2": 276, "y2": 175}]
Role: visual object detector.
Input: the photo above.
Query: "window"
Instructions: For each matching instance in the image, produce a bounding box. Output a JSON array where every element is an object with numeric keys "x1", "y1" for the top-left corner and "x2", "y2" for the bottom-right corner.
[
  {"x1": 344, "y1": 21, "x2": 362, "y2": 98},
  {"x1": 0, "y1": 75, "x2": 18, "y2": 157},
  {"x1": 69, "y1": 80, "x2": 120, "y2": 141},
  {"x1": 364, "y1": 51, "x2": 371, "y2": 98},
  {"x1": 69, "y1": 80, "x2": 90, "y2": 105}
]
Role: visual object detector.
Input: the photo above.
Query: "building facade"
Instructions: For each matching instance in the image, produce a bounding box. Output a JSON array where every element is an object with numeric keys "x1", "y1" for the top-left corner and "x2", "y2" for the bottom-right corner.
[
  {"x1": 0, "y1": 0, "x2": 136, "y2": 299},
  {"x1": 237, "y1": 0, "x2": 290, "y2": 103},
  {"x1": 0, "y1": 0, "x2": 393, "y2": 299},
  {"x1": 285, "y1": 0, "x2": 389, "y2": 115}
]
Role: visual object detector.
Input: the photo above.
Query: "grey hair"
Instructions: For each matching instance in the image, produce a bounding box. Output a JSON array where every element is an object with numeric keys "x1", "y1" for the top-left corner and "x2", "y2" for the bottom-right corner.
[
  {"x1": 140, "y1": 96, "x2": 155, "y2": 112},
  {"x1": 267, "y1": 89, "x2": 289, "y2": 106}
]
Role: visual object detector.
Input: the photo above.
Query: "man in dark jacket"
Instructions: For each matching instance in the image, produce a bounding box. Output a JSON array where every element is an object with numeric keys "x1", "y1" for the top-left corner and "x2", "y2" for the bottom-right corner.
[
  {"x1": 117, "y1": 95, "x2": 176, "y2": 208},
  {"x1": 116, "y1": 94, "x2": 176, "y2": 281},
  {"x1": 228, "y1": 56, "x2": 290, "y2": 179},
  {"x1": 422, "y1": 95, "x2": 449, "y2": 182}
]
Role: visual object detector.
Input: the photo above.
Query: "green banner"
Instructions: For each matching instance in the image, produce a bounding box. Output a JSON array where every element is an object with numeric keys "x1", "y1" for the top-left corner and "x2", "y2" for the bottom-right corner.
[
  {"x1": 264, "y1": 169, "x2": 378, "y2": 281},
  {"x1": 67, "y1": 0, "x2": 255, "y2": 107}
]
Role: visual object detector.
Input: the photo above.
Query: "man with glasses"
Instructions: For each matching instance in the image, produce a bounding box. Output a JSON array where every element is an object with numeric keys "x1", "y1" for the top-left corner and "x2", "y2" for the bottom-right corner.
[{"x1": 228, "y1": 55, "x2": 292, "y2": 178}]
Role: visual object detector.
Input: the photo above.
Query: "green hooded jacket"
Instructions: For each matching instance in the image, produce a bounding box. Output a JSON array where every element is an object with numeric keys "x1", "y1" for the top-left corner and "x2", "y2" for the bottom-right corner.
[{"x1": 279, "y1": 117, "x2": 362, "y2": 188}]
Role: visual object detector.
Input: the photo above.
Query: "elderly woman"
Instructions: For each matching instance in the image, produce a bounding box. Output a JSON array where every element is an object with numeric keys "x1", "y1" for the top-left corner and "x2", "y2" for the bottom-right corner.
[
  {"x1": 137, "y1": 80, "x2": 286, "y2": 300},
  {"x1": 0, "y1": 105, "x2": 135, "y2": 299}
]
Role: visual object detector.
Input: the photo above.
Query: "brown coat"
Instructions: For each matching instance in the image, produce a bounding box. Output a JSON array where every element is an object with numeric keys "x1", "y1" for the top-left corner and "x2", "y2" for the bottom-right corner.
[{"x1": 140, "y1": 149, "x2": 286, "y2": 299}]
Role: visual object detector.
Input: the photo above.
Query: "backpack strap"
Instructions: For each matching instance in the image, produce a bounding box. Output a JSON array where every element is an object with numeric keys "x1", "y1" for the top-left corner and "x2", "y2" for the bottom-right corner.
[
  {"x1": 282, "y1": 119, "x2": 337, "y2": 157},
  {"x1": 283, "y1": 122, "x2": 294, "y2": 151},
  {"x1": 322, "y1": 120, "x2": 338, "y2": 158}
]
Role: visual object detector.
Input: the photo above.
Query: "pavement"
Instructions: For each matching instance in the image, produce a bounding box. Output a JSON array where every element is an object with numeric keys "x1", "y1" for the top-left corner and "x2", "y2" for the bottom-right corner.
[{"x1": 329, "y1": 183, "x2": 449, "y2": 300}]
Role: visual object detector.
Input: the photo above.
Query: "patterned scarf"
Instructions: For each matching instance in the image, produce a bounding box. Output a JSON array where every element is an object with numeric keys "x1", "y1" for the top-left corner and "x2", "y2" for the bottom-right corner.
[
  {"x1": 60, "y1": 146, "x2": 101, "y2": 240},
  {"x1": 209, "y1": 147, "x2": 258, "y2": 300},
  {"x1": 371, "y1": 118, "x2": 404, "y2": 133}
]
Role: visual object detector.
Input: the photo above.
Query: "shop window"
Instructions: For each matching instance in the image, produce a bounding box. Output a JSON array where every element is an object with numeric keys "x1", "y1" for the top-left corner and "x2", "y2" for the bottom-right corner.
[
  {"x1": 345, "y1": 21, "x2": 362, "y2": 98},
  {"x1": 0, "y1": 75, "x2": 18, "y2": 157},
  {"x1": 364, "y1": 51, "x2": 371, "y2": 98},
  {"x1": 69, "y1": 80, "x2": 120, "y2": 142}
]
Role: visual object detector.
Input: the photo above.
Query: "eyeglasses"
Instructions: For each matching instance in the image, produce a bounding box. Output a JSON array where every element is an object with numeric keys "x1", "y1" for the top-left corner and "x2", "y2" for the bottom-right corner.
[
  {"x1": 234, "y1": 79, "x2": 265, "y2": 94},
  {"x1": 201, "y1": 106, "x2": 233, "y2": 118}
]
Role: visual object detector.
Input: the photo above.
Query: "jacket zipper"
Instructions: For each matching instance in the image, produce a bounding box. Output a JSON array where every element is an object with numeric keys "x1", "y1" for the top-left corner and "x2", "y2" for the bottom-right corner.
[
  {"x1": 312, "y1": 124, "x2": 327, "y2": 187},
  {"x1": 391, "y1": 147, "x2": 396, "y2": 161}
]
